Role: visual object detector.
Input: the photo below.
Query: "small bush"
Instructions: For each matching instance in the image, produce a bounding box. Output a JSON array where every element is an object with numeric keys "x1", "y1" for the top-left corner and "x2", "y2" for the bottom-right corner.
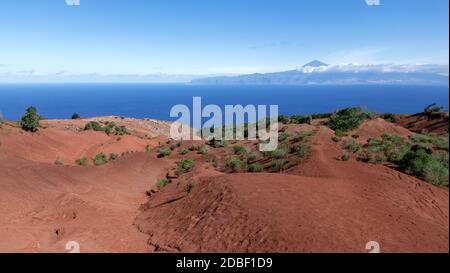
[
  {"x1": 331, "y1": 136, "x2": 340, "y2": 142},
  {"x1": 226, "y1": 158, "x2": 242, "y2": 172},
  {"x1": 278, "y1": 132, "x2": 289, "y2": 142},
  {"x1": 423, "y1": 157, "x2": 449, "y2": 187},
  {"x1": 327, "y1": 107, "x2": 367, "y2": 132},
  {"x1": 179, "y1": 149, "x2": 189, "y2": 155},
  {"x1": 20, "y1": 106, "x2": 40, "y2": 132},
  {"x1": 71, "y1": 113, "x2": 81, "y2": 119},
  {"x1": 248, "y1": 163, "x2": 263, "y2": 172},
  {"x1": 290, "y1": 115, "x2": 312, "y2": 125},
  {"x1": 84, "y1": 121, "x2": 104, "y2": 132},
  {"x1": 198, "y1": 145, "x2": 209, "y2": 155},
  {"x1": 158, "y1": 148, "x2": 172, "y2": 157},
  {"x1": 75, "y1": 156, "x2": 88, "y2": 166},
  {"x1": 410, "y1": 133, "x2": 438, "y2": 144},
  {"x1": 93, "y1": 153, "x2": 108, "y2": 166},
  {"x1": 400, "y1": 145, "x2": 433, "y2": 177},
  {"x1": 380, "y1": 113, "x2": 396, "y2": 123},
  {"x1": 247, "y1": 153, "x2": 257, "y2": 162},
  {"x1": 296, "y1": 143, "x2": 310, "y2": 159},
  {"x1": 233, "y1": 145, "x2": 248, "y2": 155},
  {"x1": 278, "y1": 115, "x2": 290, "y2": 124},
  {"x1": 344, "y1": 139, "x2": 361, "y2": 153},
  {"x1": 114, "y1": 125, "x2": 128, "y2": 136},
  {"x1": 189, "y1": 144, "x2": 199, "y2": 151},
  {"x1": 156, "y1": 178, "x2": 170, "y2": 190},
  {"x1": 267, "y1": 159, "x2": 288, "y2": 172},
  {"x1": 176, "y1": 158, "x2": 195, "y2": 175}
]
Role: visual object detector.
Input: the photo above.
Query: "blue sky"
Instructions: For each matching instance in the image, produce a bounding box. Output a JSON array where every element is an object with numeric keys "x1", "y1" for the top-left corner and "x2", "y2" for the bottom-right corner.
[{"x1": 0, "y1": 0, "x2": 448, "y2": 79}]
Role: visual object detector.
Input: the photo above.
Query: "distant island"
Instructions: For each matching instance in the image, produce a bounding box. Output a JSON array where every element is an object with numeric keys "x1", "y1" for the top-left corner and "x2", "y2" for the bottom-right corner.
[{"x1": 191, "y1": 60, "x2": 449, "y2": 86}]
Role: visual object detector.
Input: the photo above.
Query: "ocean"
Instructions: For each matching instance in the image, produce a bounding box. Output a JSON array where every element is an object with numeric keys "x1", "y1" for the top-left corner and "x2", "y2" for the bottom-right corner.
[{"x1": 0, "y1": 84, "x2": 448, "y2": 122}]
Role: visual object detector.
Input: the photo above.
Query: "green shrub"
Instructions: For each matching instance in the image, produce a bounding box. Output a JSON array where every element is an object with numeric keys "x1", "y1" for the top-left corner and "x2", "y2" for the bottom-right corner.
[
  {"x1": 327, "y1": 107, "x2": 367, "y2": 132},
  {"x1": 71, "y1": 113, "x2": 81, "y2": 119},
  {"x1": 296, "y1": 143, "x2": 310, "y2": 159},
  {"x1": 290, "y1": 115, "x2": 312, "y2": 125},
  {"x1": 179, "y1": 149, "x2": 189, "y2": 155},
  {"x1": 268, "y1": 146, "x2": 289, "y2": 159},
  {"x1": 247, "y1": 153, "x2": 257, "y2": 162},
  {"x1": 344, "y1": 139, "x2": 361, "y2": 153},
  {"x1": 294, "y1": 131, "x2": 314, "y2": 142},
  {"x1": 75, "y1": 156, "x2": 88, "y2": 166},
  {"x1": 189, "y1": 144, "x2": 199, "y2": 151},
  {"x1": 267, "y1": 159, "x2": 288, "y2": 172},
  {"x1": 20, "y1": 106, "x2": 40, "y2": 132},
  {"x1": 331, "y1": 136, "x2": 340, "y2": 142},
  {"x1": 114, "y1": 125, "x2": 128, "y2": 136},
  {"x1": 424, "y1": 156, "x2": 449, "y2": 187},
  {"x1": 84, "y1": 121, "x2": 104, "y2": 132},
  {"x1": 248, "y1": 163, "x2": 263, "y2": 172},
  {"x1": 198, "y1": 145, "x2": 209, "y2": 155},
  {"x1": 158, "y1": 148, "x2": 172, "y2": 157},
  {"x1": 156, "y1": 178, "x2": 170, "y2": 190},
  {"x1": 226, "y1": 158, "x2": 242, "y2": 172},
  {"x1": 278, "y1": 115, "x2": 290, "y2": 124},
  {"x1": 93, "y1": 153, "x2": 108, "y2": 166},
  {"x1": 176, "y1": 158, "x2": 195, "y2": 175},
  {"x1": 233, "y1": 145, "x2": 248, "y2": 155},
  {"x1": 400, "y1": 145, "x2": 433, "y2": 177},
  {"x1": 380, "y1": 113, "x2": 396, "y2": 123},
  {"x1": 278, "y1": 132, "x2": 289, "y2": 142},
  {"x1": 436, "y1": 134, "x2": 449, "y2": 151},
  {"x1": 410, "y1": 133, "x2": 438, "y2": 144}
]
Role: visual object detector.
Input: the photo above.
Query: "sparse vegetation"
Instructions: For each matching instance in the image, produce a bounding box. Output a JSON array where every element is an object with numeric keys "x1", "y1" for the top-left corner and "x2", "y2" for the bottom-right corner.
[
  {"x1": 93, "y1": 153, "x2": 108, "y2": 166},
  {"x1": 267, "y1": 159, "x2": 289, "y2": 172},
  {"x1": 20, "y1": 106, "x2": 41, "y2": 132},
  {"x1": 290, "y1": 115, "x2": 312, "y2": 125},
  {"x1": 226, "y1": 158, "x2": 242, "y2": 172},
  {"x1": 156, "y1": 178, "x2": 170, "y2": 190},
  {"x1": 248, "y1": 163, "x2": 263, "y2": 172},
  {"x1": 356, "y1": 134, "x2": 449, "y2": 187},
  {"x1": 296, "y1": 143, "x2": 310, "y2": 159},
  {"x1": 278, "y1": 132, "x2": 289, "y2": 142},
  {"x1": 84, "y1": 121, "x2": 128, "y2": 135},
  {"x1": 380, "y1": 113, "x2": 396, "y2": 123},
  {"x1": 179, "y1": 149, "x2": 189, "y2": 155},
  {"x1": 344, "y1": 139, "x2": 362, "y2": 153},
  {"x1": 331, "y1": 135, "x2": 340, "y2": 142},
  {"x1": 175, "y1": 158, "x2": 195, "y2": 175},
  {"x1": 157, "y1": 148, "x2": 172, "y2": 157},
  {"x1": 75, "y1": 156, "x2": 88, "y2": 166},
  {"x1": 233, "y1": 145, "x2": 248, "y2": 155},
  {"x1": 198, "y1": 145, "x2": 209, "y2": 155}
]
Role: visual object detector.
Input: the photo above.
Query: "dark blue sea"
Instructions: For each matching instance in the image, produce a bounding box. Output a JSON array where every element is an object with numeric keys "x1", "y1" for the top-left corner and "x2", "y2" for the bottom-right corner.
[{"x1": 0, "y1": 84, "x2": 448, "y2": 122}]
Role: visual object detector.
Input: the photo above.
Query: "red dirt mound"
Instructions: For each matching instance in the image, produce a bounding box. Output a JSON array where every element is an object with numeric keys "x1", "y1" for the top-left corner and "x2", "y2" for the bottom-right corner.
[
  {"x1": 395, "y1": 112, "x2": 449, "y2": 136},
  {"x1": 351, "y1": 118, "x2": 413, "y2": 142},
  {"x1": 135, "y1": 172, "x2": 448, "y2": 253}
]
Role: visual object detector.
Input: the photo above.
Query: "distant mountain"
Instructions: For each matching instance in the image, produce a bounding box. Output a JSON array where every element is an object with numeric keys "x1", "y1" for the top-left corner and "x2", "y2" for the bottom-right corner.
[
  {"x1": 302, "y1": 60, "x2": 328, "y2": 68},
  {"x1": 191, "y1": 62, "x2": 449, "y2": 86}
]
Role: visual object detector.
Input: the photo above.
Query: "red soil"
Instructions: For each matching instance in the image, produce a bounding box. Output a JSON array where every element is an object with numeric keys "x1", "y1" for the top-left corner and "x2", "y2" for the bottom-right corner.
[{"x1": 0, "y1": 117, "x2": 448, "y2": 253}]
